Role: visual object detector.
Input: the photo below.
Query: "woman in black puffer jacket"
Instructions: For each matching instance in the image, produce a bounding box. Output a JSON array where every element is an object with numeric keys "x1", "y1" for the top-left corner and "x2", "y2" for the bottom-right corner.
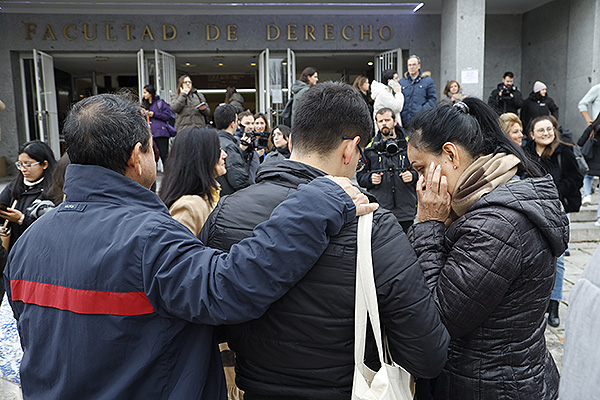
[{"x1": 407, "y1": 98, "x2": 569, "y2": 400}]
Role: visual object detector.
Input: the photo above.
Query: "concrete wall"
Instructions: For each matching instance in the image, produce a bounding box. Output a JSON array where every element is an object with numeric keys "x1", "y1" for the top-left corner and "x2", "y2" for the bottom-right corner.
[
  {"x1": 521, "y1": 1, "x2": 570, "y2": 130},
  {"x1": 484, "y1": 15, "x2": 522, "y2": 103}
]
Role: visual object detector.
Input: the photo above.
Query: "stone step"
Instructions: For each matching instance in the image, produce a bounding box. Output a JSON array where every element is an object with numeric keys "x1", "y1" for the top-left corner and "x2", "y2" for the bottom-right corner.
[
  {"x1": 570, "y1": 221, "x2": 600, "y2": 242},
  {"x1": 571, "y1": 206, "x2": 598, "y2": 222}
]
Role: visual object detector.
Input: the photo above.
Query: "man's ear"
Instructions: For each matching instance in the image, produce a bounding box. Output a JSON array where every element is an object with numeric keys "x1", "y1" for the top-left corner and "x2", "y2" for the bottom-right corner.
[
  {"x1": 126, "y1": 142, "x2": 144, "y2": 177},
  {"x1": 342, "y1": 136, "x2": 360, "y2": 165}
]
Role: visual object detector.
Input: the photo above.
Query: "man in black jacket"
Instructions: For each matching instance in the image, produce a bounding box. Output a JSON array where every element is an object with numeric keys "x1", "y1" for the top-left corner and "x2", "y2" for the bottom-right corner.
[
  {"x1": 488, "y1": 71, "x2": 524, "y2": 115},
  {"x1": 213, "y1": 104, "x2": 252, "y2": 195},
  {"x1": 201, "y1": 81, "x2": 449, "y2": 400},
  {"x1": 356, "y1": 108, "x2": 417, "y2": 233}
]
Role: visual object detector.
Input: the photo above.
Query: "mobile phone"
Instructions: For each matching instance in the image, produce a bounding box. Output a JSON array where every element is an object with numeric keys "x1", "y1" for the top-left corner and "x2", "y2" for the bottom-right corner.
[
  {"x1": 197, "y1": 102, "x2": 208, "y2": 109},
  {"x1": 388, "y1": 80, "x2": 396, "y2": 89}
]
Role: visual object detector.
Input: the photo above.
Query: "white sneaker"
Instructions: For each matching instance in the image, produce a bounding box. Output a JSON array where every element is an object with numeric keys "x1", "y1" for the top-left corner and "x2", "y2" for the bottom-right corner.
[
  {"x1": 583, "y1": 195, "x2": 592, "y2": 206},
  {"x1": 594, "y1": 219, "x2": 600, "y2": 227}
]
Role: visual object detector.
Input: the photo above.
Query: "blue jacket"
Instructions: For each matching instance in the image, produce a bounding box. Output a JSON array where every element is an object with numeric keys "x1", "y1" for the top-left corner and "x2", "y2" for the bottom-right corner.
[
  {"x1": 399, "y1": 71, "x2": 437, "y2": 125},
  {"x1": 4, "y1": 164, "x2": 355, "y2": 400}
]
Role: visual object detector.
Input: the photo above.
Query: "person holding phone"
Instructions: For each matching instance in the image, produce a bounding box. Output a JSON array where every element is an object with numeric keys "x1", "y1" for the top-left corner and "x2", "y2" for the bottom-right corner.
[
  {"x1": 171, "y1": 75, "x2": 211, "y2": 131},
  {"x1": 0, "y1": 140, "x2": 57, "y2": 299},
  {"x1": 371, "y1": 68, "x2": 404, "y2": 129}
]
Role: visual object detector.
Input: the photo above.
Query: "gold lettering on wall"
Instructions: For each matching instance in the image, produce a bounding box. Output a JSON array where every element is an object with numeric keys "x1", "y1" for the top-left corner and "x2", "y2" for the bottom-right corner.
[
  {"x1": 121, "y1": 24, "x2": 135, "y2": 41},
  {"x1": 227, "y1": 25, "x2": 237, "y2": 41},
  {"x1": 42, "y1": 25, "x2": 57, "y2": 41},
  {"x1": 141, "y1": 25, "x2": 155, "y2": 41},
  {"x1": 360, "y1": 25, "x2": 373, "y2": 41},
  {"x1": 304, "y1": 24, "x2": 316, "y2": 41},
  {"x1": 324, "y1": 24, "x2": 334, "y2": 40},
  {"x1": 207, "y1": 25, "x2": 220, "y2": 40},
  {"x1": 25, "y1": 23, "x2": 37, "y2": 40},
  {"x1": 163, "y1": 24, "x2": 176, "y2": 41},
  {"x1": 63, "y1": 24, "x2": 77, "y2": 41},
  {"x1": 342, "y1": 24, "x2": 354, "y2": 40},
  {"x1": 379, "y1": 25, "x2": 392, "y2": 40},
  {"x1": 266, "y1": 25, "x2": 280, "y2": 41},
  {"x1": 106, "y1": 24, "x2": 117, "y2": 40},
  {"x1": 287, "y1": 24, "x2": 297, "y2": 41},
  {"x1": 84, "y1": 24, "x2": 97, "y2": 41},
  {"x1": 206, "y1": 25, "x2": 221, "y2": 40}
]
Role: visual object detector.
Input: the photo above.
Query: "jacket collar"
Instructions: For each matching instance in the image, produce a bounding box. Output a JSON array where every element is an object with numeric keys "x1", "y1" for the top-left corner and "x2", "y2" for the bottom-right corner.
[
  {"x1": 62, "y1": 164, "x2": 168, "y2": 213},
  {"x1": 256, "y1": 159, "x2": 326, "y2": 186}
]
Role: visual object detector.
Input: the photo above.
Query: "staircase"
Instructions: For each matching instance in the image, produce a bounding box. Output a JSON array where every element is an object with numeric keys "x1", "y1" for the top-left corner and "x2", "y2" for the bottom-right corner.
[{"x1": 571, "y1": 191, "x2": 600, "y2": 242}]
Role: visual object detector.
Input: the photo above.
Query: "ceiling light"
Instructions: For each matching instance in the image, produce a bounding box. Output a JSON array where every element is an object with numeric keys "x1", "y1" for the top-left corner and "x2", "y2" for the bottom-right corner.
[
  {"x1": 413, "y1": 2, "x2": 424, "y2": 12},
  {"x1": 282, "y1": 61, "x2": 288, "y2": 66},
  {"x1": 185, "y1": 62, "x2": 191, "y2": 66},
  {"x1": 250, "y1": 62, "x2": 256, "y2": 67},
  {"x1": 367, "y1": 61, "x2": 373, "y2": 66},
  {"x1": 218, "y1": 62, "x2": 224, "y2": 66}
]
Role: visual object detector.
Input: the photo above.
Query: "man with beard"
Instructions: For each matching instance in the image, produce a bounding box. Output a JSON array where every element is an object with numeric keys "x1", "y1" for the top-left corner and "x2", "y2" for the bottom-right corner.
[{"x1": 357, "y1": 107, "x2": 417, "y2": 233}]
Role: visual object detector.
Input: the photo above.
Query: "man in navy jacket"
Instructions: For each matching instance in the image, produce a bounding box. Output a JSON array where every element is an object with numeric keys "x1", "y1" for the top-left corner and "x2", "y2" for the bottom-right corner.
[
  {"x1": 399, "y1": 55, "x2": 437, "y2": 125},
  {"x1": 3, "y1": 94, "x2": 375, "y2": 399}
]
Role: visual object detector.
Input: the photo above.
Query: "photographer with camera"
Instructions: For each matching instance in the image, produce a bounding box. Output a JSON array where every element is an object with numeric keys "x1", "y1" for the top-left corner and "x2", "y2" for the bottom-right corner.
[
  {"x1": 357, "y1": 108, "x2": 417, "y2": 233},
  {"x1": 488, "y1": 71, "x2": 524, "y2": 116}
]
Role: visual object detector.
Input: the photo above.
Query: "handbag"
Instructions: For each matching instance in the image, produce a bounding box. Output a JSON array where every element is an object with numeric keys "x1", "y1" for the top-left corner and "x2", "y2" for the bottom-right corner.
[
  {"x1": 352, "y1": 212, "x2": 413, "y2": 400},
  {"x1": 581, "y1": 131, "x2": 595, "y2": 160},
  {"x1": 1, "y1": 200, "x2": 18, "y2": 251}
]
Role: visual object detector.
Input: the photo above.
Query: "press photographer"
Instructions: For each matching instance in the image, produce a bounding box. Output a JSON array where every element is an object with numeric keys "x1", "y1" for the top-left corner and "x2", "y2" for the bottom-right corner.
[
  {"x1": 356, "y1": 107, "x2": 417, "y2": 232},
  {"x1": 488, "y1": 71, "x2": 524, "y2": 115}
]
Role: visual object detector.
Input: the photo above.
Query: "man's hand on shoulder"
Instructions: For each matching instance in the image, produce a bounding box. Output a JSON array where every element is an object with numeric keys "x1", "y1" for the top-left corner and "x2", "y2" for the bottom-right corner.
[{"x1": 326, "y1": 176, "x2": 378, "y2": 216}]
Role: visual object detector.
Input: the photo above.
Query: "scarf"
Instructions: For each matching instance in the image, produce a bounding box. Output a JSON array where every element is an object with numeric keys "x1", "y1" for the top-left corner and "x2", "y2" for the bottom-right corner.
[{"x1": 445, "y1": 152, "x2": 520, "y2": 227}]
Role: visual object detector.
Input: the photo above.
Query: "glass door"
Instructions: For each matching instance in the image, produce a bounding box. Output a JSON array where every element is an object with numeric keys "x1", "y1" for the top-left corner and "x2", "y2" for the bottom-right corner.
[
  {"x1": 33, "y1": 49, "x2": 60, "y2": 157},
  {"x1": 374, "y1": 48, "x2": 403, "y2": 82},
  {"x1": 154, "y1": 50, "x2": 177, "y2": 104}
]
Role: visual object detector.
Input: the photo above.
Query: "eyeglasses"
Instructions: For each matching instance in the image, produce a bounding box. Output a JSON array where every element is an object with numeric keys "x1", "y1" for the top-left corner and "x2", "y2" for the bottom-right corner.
[
  {"x1": 535, "y1": 126, "x2": 554, "y2": 134},
  {"x1": 15, "y1": 161, "x2": 41, "y2": 170},
  {"x1": 342, "y1": 136, "x2": 367, "y2": 172}
]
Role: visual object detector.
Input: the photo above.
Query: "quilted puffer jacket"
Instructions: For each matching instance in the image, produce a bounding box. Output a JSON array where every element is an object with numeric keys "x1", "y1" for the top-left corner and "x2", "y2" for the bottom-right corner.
[
  {"x1": 200, "y1": 159, "x2": 450, "y2": 399},
  {"x1": 408, "y1": 175, "x2": 569, "y2": 400}
]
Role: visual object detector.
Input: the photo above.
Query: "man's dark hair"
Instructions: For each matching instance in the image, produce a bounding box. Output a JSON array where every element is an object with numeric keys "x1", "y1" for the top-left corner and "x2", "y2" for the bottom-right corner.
[
  {"x1": 382, "y1": 69, "x2": 397, "y2": 83},
  {"x1": 214, "y1": 104, "x2": 237, "y2": 130},
  {"x1": 503, "y1": 71, "x2": 514, "y2": 79},
  {"x1": 292, "y1": 81, "x2": 373, "y2": 156},
  {"x1": 64, "y1": 94, "x2": 150, "y2": 174},
  {"x1": 376, "y1": 107, "x2": 396, "y2": 120}
]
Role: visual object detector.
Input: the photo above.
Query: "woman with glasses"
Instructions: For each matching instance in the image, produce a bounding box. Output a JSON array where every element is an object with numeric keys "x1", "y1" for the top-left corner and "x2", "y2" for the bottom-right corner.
[
  {"x1": 159, "y1": 127, "x2": 227, "y2": 237},
  {"x1": 524, "y1": 115, "x2": 583, "y2": 327},
  {"x1": 171, "y1": 75, "x2": 211, "y2": 131},
  {"x1": 0, "y1": 140, "x2": 57, "y2": 296}
]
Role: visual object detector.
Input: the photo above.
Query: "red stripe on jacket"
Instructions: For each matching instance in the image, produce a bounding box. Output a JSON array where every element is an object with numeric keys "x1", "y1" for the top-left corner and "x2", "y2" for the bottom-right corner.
[{"x1": 10, "y1": 280, "x2": 156, "y2": 316}]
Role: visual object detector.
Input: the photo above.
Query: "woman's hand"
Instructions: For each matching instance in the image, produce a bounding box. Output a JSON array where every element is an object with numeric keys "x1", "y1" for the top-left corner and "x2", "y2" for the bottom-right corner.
[
  {"x1": 0, "y1": 208, "x2": 24, "y2": 224},
  {"x1": 416, "y1": 162, "x2": 452, "y2": 222}
]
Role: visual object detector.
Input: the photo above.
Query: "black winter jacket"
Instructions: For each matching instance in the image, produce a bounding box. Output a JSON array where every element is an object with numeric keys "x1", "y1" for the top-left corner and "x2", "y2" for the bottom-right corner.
[
  {"x1": 216, "y1": 130, "x2": 252, "y2": 196},
  {"x1": 524, "y1": 141, "x2": 584, "y2": 213},
  {"x1": 200, "y1": 160, "x2": 450, "y2": 399},
  {"x1": 356, "y1": 132, "x2": 417, "y2": 222},
  {"x1": 408, "y1": 175, "x2": 569, "y2": 400},
  {"x1": 488, "y1": 82, "x2": 524, "y2": 115},
  {"x1": 578, "y1": 124, "x2": 600, "y2": 176},
  {"x1": 520, "y1": 92, "x2": 559, "y2": 132}
]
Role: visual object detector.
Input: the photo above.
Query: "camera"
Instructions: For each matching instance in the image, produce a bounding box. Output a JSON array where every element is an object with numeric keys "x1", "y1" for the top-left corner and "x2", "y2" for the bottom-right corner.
[
  {"x1": 373, "y1": 138, "x2": 400, "y2": 156},
  {"x1": 241, "y1": 130, "x2": 270, "y2": 151},
  {"x1": 500, "y1": 85, "x2": 516, "y2": 100}
]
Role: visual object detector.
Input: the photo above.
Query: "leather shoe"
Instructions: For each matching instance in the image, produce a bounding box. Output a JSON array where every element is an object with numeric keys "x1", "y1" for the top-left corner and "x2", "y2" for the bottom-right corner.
[{"x1": 547, "y1": 300, "x2": 560, "y2": 327}]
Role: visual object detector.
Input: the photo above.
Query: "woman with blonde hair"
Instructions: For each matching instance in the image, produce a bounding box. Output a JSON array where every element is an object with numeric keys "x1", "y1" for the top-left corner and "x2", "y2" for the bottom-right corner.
[{"x1": 498, "y1": 112, "x2": 524, "y2": 147}]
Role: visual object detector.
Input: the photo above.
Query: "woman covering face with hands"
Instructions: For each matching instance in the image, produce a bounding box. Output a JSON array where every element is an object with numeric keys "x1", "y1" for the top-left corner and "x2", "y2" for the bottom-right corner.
[{"x1": 406, "y1": 98, "x2": 568, "y2": 400}]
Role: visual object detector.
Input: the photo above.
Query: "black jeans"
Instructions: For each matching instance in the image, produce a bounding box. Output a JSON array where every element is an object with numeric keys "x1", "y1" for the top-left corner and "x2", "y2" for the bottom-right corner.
[{"x1": 154, "y1": 137, "x2": 170, "y2": 169}]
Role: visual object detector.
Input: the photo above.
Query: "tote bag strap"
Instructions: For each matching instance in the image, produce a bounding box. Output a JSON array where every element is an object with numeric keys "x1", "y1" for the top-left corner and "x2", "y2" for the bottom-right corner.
[{"x1": 355, "y1": 212, "x2": 386, "y2": 367}]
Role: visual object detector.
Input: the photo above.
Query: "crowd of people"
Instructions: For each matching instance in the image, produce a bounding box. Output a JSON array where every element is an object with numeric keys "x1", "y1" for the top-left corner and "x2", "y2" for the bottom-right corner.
[{"x1": 1, "y1": 56, "x2": 599, "y2": 400}]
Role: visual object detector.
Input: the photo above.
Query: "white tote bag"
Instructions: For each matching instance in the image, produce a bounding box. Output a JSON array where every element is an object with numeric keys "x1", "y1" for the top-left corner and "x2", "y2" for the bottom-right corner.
[{"x1": 352, "y1": 212, "x2": 414, "y2": 400}]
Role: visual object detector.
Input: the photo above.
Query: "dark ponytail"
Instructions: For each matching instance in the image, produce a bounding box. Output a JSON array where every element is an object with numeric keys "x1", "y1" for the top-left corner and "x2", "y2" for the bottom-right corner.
[{"x1": 408, "y1": 97, "x2": 543, "y2": 177}]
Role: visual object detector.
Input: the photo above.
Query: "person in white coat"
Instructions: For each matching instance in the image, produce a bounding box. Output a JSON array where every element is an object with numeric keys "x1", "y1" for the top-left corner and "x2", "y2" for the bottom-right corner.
[{"x1": 371, "y1": 69, "x2": 404, "y2": 130}]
